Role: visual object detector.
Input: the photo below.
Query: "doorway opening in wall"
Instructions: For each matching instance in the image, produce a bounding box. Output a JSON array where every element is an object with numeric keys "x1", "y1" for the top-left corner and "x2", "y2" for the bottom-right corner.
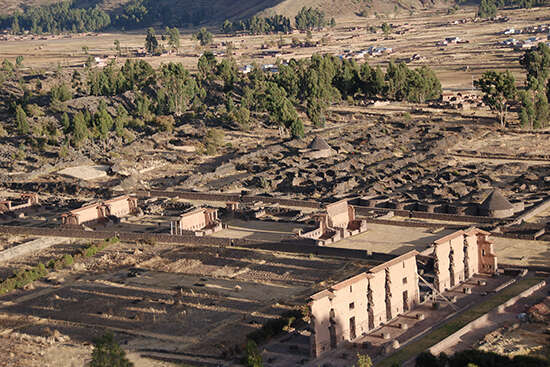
[
  {"x1": 349, "y1": 317, "x2": 356, "y2": 340},
  {"x1": 403, "y1": 290, "x2": 409, "y2": 312}
]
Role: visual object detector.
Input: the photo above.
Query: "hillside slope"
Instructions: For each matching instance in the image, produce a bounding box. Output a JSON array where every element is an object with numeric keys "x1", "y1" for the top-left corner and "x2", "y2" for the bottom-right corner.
[{"x1": 2, "y1": 0, "x2": 445, "y2": 24}]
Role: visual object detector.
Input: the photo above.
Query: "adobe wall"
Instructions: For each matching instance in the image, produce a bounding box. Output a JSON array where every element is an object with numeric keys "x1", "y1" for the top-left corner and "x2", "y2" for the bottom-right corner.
[
  {"x1": 105, "y1": 196, "x2": 137, "y2": 217},
  {"x1": 73, "y1": 205, "x2": 103, "y2": 225},
  {"x1": 433, "y1": 241, "x2": 452, "y2": 292},
  {"x1": 368, "y1": 270, "x2": 386, "y2": 329},
  {"x1": 464, "y1": 232, "x2": 479, "y2": 279},
  {"x1": 449, "y1": 235, "x2": 466, "y2": 286},
  {"x1": 327, "y1": 201, "x2": 351, "y2": 228},
  {"x1": 179, "y1": 211, "x2": 208, "y2": 231},
  {"x1": 478, "y1": 236, "x2": 498, "y2": 273},
  {"x1": 128, "y1": 190, "x2": 321, "y2": 209},
  {"x1": 309, "y1": 251, "x2": 419, "y2": 358},
  {"x1": 432, "y1": 230, "x2": 497, "y2": 292},
  {"x1": 0, "y1": 237, "x2": 69, "y2": 264}
]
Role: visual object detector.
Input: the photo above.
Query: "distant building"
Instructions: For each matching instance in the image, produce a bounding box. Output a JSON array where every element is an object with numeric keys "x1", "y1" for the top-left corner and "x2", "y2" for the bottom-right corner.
[
  {"x1": 479, "y1": 189, "x2": 515, "y2": 218},
  {"x1": 170, "y1": 207, "x2": 223, "y2": 236},
  {"x1": 300, "y1": 200, "x2": 367, "y2": 245},
  {"x1": 61, "y1": 195, "x2": 138, "y2": 225}
]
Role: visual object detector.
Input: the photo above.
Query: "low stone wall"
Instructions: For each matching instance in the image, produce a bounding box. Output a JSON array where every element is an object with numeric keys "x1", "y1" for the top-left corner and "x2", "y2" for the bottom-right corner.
[
  {"x1": 129, "y1": 190, "x2": 321, "y2": 209},
  {"x1": 0, "y1": 225, "x2": 395, "y2": 262},
  {"x1": 428, "y1": 280, "x2": 546, "y2": 356},
  {"x1": 0, "y1": 237, "x2": 69, "y2": 263},
  {"x1": 364, "y1": 218, "x2": 463, "y2": 230},
  {"x1": 354, "y1": 206, "x2": 499, "y2": 224},
  {"x1": 513, "y1": 198, "x2": 550, "y2": 225}
]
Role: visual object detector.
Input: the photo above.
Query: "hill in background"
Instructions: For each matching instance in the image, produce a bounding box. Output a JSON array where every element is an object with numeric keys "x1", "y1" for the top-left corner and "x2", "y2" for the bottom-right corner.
[{"x1": 1, "y1": 0, "x2": 447, "y2": 27}]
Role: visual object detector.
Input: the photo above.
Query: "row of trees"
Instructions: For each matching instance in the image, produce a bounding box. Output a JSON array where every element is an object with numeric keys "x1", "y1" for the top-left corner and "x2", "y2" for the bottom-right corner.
[
  {"x1": 478, "y1": 0, "x2": 547, "y2": 18},
  {"x1": 221, "y1": 15, "x2": 293, "y2": 35},
  {"x1": 0, "y1": 0, "x2": 110, "y2": 34},
  {"x1": 220, "y1": 7, "x2": 334, "y2": 36},
  {"x1": 475, "y1": 43, "x2": 550, "y2": 129}
]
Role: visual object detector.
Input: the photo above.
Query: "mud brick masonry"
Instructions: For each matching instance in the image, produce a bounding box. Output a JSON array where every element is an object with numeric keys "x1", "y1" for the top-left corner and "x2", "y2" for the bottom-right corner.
[
  {"x1": 308, "y1": 228, "x2": 498, "y2": 358},
  {"x1": 431, "y1": 228, "x2": 497, "y2": 292},
  {"x1": 170, "y1": 207, "x2": 223, "y2": 236},
  {"x1": 0, "y1": 193, "x2": 39, "y2": 213},
  {"x1": 61, "y1": 195, "x2": 138, "y2": 225},
  {"x1": 300, "y1": 200, "x2": 367, "y2": 245}
]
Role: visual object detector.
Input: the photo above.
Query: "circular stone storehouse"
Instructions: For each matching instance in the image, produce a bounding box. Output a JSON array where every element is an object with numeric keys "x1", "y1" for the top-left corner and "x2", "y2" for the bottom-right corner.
[{"x1": 479, "y1": 189, "x2": 514, "y2": 218}]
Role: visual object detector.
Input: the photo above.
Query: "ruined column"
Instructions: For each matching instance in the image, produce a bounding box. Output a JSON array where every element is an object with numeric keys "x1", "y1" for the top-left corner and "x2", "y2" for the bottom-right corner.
[
  {"x1": 449, "y1": 248, "x2": 455, "y2": 288},
  {"x1": 367, "y1": 280, "x2": 374, "y2": 330},
  {"x1": 433, "y1": 244, "x2": 441, "y2": 293},
  {"x1": 463, "y1": 237, "x2": 471, "y2": 280},
  {"x1": 385, "y1": 268, "x2": 392, "y2": 321}
]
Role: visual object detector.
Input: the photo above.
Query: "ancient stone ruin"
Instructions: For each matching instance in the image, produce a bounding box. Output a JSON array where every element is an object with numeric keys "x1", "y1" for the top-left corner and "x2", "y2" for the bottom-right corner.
[
  {"x1": 309, "y1": 228, "x2": 498, "y2": 358},
  {"x1": 0, "y1": 193, "x2": 39, "y2": 213},
  {"x1": 429, "y1": 228, "x2": 497, "y2": 292},
  {"x1": 170, "y1": 207, "x2": 223, "y2": 236},
  {"x1": 309, "y1": 251, "x2": 420, "y2": 358},
  {"x1": 300, "y1": 199, "x2": 367, "y2": 245},
  {"x1": 61, "y1": 195, "x2": 138, "y2": 225}
]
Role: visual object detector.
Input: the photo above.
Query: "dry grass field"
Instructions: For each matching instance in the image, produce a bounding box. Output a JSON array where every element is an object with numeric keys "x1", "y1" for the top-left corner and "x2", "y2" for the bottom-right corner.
[{"x1": 2, "y1": 5, "x2": 546, "y2": 88}]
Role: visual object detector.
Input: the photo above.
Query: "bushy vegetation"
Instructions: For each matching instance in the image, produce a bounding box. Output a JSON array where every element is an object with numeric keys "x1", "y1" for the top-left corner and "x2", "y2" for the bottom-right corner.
[
  {"x1": 0, "y1": 237, "x2": 119, "y2": 295},
  {"x1": 416, "y1": 350, "x2": 548, "y2": 367},
  {"x1": 91, "y1": 332, "x2": 134, "y2": 367},
  {"x1": 477, "y1": 0, "x2": 547, "y2": 18},
  {"x1": 2, "y1": 47, "x2": 442, "y2": 152},
  {"x1": 221, "y1": 15, "x2": 292, "y2": 35},
  {"x1": 477, "y1": 43, "x2": 550, "y2": 129},
  {"x1": 0, "y1": 0, "x2": 110, "y2": 34},
  {"x1": 295, "y1": 7, "x2": 327, "y2": 31},
  {"x1": 246, "y1": 309, "x2": 303, "y2": 344}
]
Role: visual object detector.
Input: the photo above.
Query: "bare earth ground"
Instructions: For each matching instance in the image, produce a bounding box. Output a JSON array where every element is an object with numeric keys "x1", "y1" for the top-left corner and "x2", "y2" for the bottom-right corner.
[{"x1": 0, "y1": 238, "x2": 379, "y2": 366}]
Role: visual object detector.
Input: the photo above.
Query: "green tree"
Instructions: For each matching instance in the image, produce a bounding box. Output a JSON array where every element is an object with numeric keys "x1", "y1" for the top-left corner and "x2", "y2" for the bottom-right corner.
[
  {"x1": 145, "y1": 27, "x2": 159, "y2": 54},
  {"x1": 61, "y1": 112, "x2": 71, "y2": 132},
  {"x1": 474, "y1": 70, "x2": 516, "y2": 127},
  {"x1": 354, "y1": 353, "x2": 373, "y2": 367},
  {"x1": 520, "y1": 43, "x2": 550, "y2": 90},
  {"x1": 203, "y1": 128, "x2": 224, "y2": 155},
  {"x1": 519, "y1": 90, "x2": 536, "y2": 129},
  {"x1": 90, "y1": 332, "x2": 134, "y2": 367},
  {"x1": 72, "y1": 111, "x2": 89, "y2": 146},
  {"x1": 221, "y1": 19, "x2": 233, "y2": 34},
  {"x1": 244, "y1": 339, "x2": 263, "y2": 367},
  {"x1": 478, "y1": 0, "x2": 497, "y2": 18},
  {"x1": 50, "y1": 83, "x2": 72, "y2": 102},
  {"x1": 11, "y1": 14, "x2": 20, "y2": 34},
  {"x1": 166, "y1": 27, "x2": 180, "y2": 51},
  {"x1": 15, "y1": 104, "x2": 29, "y2": 134},
  {"x1": 114, "y1": 39, "x2": 121, "y2": 56},
  {"x1": 15, "y1": 56, "x2": 24, "y2": 68},
  {"x1": 96, "y1": 101, "x2": 113, "y2": 139},
  {"x1": 381, "y1": 22, "x2": 391, "y2": 36},
  {"x1": 194, "y1": 27, "x2": 213, "y2": 47}
]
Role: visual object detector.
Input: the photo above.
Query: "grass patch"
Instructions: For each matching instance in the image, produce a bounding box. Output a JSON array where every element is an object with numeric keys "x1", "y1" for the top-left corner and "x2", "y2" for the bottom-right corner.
[
  {"x1": 0, "y1": 236, "x2": 119, "y2": 295},
  {"x1": 378, "y1": 277, "x2": 545, "y2": 367}
]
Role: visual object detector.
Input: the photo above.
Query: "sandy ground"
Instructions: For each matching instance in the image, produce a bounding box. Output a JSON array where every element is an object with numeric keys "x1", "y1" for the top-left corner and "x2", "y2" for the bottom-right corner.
[
  {"x1": 492, "y1": 237, "x2": 550, "y2": 268},
  {"x1": 325, "y1": 223, "x2": 456, "y2": 255}
]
